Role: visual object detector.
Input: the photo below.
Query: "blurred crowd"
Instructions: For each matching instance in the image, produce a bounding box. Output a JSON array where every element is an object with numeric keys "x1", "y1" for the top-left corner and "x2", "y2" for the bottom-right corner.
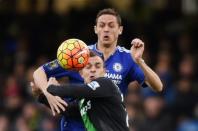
[{"x1": 0, "y1": 0, "x2": 198, "y2": 131}]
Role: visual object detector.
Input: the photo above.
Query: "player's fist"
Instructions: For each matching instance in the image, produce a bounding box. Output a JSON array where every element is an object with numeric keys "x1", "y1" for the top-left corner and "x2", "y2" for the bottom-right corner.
[
  {"x1": 130, "y1": 38, "x2": 144, "y2": 64},
  {"x1": 47, "y1": 77, "x2": 60, "y2": 87}
]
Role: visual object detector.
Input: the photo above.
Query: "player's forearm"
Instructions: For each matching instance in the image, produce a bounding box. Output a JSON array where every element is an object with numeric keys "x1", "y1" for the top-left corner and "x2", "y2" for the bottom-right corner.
[
  {"x1": 47, "y1": 84, "x2": 91, "y2": 98},
  {"x1": 137, "y1": 59, "x2": 163, "y2": 92},
  {"x1": 33, "y1": 67, "x2": 48, "y2": 93},
  {"x1": 38, "y1": 93, "x2": 81, "y2": 118}
]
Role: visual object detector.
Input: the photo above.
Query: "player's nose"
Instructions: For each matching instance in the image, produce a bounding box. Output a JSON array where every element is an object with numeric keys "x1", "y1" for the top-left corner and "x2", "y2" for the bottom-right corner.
[
  {"x1": 90, "y1": 66, "x2": 96, "y2": 72},
  {"x1": 104, "y1": 25, "x2": 110, "y2": 31}
]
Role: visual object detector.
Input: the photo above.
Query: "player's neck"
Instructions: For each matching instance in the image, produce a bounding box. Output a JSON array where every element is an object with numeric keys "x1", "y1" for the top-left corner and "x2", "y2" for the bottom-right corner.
[{"x1": 97, "y1": 42, "x2": 117, "y2": 61}]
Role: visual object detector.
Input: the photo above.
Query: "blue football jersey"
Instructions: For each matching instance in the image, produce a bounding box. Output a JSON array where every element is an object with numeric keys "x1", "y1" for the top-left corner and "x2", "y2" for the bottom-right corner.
[
  {"x1": 42, "y1": 60, "x2": 83, "y2": 83},
  {"x1": 89, "y1": 44, "x2": 146, "y2": 95},
  {"x1": 42, "y1": 43, "x2": 146, "y2": 131}
]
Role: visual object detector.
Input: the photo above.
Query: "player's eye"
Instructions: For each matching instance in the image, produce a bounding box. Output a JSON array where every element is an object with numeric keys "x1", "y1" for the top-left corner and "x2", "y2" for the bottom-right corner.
[
  {"x1": 95, "y1": 63, "x2": 102, "y2": 68},
  {"x1": 85, "y1": 64, "x2": 91, "y2": 69},
  {"x1": 109, "y1": 23, "x2": 115, "y2": 28},
  {"x1": 98, "y1": 23, "x2": 105, "y2": 28}
]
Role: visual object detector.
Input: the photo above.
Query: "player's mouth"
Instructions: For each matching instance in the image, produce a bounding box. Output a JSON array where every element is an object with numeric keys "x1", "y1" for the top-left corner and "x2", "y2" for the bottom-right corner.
[
  {"x1": 103, "y1": 35, "x2": 110, "y2": 41},
  {"x1": 90, "y1": 76, "x2": 95, "y2": 80}
]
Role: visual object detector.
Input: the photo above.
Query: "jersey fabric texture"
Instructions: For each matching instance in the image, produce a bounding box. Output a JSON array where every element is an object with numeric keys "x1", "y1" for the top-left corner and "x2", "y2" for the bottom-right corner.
[
  {"x1": 89, "y1": 44, "x2": 146, "y2": 95},
  {"x1": 47, "y1": 77, "x2": 129, "y2": 131},
  {"x1": 43, "y1": 43, "x2": 146, "y2": 95},
  {"x1": 42, "y1": 43, "x2": 146, "y2": 131}
]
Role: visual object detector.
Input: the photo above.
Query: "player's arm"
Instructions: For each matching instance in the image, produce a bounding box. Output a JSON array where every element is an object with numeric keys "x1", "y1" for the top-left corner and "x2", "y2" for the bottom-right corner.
[
  {"x1": 33, "y1": 60, "x2": 67, "y2": 116},
  {"x1": 130, "y1": 38, "x2": 163, "y2": 92},
  {"x1": 47, "y1": 77, "x2": 113, "y2": 98},
  {"x1": 33, "y1": 66, "x2": 48, "y2": 93},
  {"x1": 136, "y1": 58, "x2": 163, "y2": 92},
  {"x1": 38, "y1": 93, "x2": 81, "y2": 118},
  {"x1": 33, "y1": 59, "x2": 67, "y2": 93}
]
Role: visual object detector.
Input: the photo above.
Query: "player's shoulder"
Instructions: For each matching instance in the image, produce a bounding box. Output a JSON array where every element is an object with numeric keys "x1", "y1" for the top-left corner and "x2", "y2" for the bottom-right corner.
[
  {"x1": 42, "y1": 59, "x2": 60, "y2": 69},
  {"x1": 116, "y1": 46, "x2": 134, "y2": 61},
  {"x1": 93, "y1": 77, "x2": 113, "y2": 86},
  {"x1": 117, "y1": 46, "x2": 131, "y2": 54},
  {"x1": 42, "y1": 59, "x2": 67, "y2": 74},
  {"x1": 96, "y1": 77, "x2": 110, "y2": 82},
  {"x1": 95, "y1": 77, "x2": 116, "y2": 88},
  {"x1": 88, "y1": 44, "x2": 95, "y2": 49},
  {"x1": 86, "y1": 77, "x2": 110, "y2": 90}
]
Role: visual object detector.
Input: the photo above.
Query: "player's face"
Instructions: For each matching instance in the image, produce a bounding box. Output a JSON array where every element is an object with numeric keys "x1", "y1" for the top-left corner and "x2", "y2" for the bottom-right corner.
[
  {"x1": 80, "y1": 56, "x2": 105, "y2": 83},
  {"x1": 95, "y1": 14, "x2": 123, "y2": 47}
]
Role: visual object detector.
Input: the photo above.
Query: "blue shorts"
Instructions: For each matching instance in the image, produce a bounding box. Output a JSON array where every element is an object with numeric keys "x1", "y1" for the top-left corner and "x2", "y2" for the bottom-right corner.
[{"x1": 60, "y1": 116, "x2": 85, "y2": 131}]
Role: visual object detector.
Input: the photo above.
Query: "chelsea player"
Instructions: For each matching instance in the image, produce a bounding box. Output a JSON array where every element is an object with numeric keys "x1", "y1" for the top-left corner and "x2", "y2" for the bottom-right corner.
[{"x1": 33, "y1": 8, "x2": 162, "y2": 131}]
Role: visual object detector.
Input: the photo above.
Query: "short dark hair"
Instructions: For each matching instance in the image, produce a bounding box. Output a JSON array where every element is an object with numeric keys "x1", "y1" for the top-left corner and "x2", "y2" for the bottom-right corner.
[
  {"x1": 96, "y1": 8, "x2": 122, "y2": 26},
  {"x1": 89, "y1": 50, "x2": 104, "y2": 62}
]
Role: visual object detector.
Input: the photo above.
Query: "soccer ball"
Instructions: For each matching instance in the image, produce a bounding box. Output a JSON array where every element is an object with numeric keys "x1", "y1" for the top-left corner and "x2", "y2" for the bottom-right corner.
[{"x1": 57, "y1": 38, "x2": 90, "y2": 70}]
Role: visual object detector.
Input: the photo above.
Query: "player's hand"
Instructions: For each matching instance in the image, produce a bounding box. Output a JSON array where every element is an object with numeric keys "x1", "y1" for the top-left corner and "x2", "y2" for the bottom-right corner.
[
  {"x1": 47, "y1": 77, "x2": 60, "y2": 86},
  {"x1": 43, "y1": 91, "x2": 67, "y2": 116},
  {"x1": 130, "y1": 38, "x2": 144, "y2": 64},
  {"x1": 44, "y1": 77, "x2": 67, "y2": 116}
]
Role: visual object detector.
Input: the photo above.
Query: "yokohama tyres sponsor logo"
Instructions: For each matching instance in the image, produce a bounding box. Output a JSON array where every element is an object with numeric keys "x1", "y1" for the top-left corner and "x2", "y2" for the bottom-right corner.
[{"x1": 104, "y1": 73, "x2": 122, "y2": 84}]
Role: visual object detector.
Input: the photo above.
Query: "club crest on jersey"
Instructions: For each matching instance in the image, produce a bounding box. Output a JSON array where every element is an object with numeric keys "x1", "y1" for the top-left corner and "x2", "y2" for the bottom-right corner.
[
  {"x1": 47, "y1": 61, "x2": 59, "y2": 70},
  {"x1": 87, "y1": 81, "x2": 100, "y2": 90},
  {"x1": 113, "y1": 63, "x2": 122, "y2": 72}
]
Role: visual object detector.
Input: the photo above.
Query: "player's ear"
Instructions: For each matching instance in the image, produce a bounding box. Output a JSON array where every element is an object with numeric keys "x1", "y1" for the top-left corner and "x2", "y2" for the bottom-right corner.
[
  {"x1": 119, "y1": 26, "x2": 123, "y2": 35},
  {"x1": 103, "y1": 67, "x2": 106, "y2": 74},
  {"x1": 79, "y1": 70, "x2": 83, "y2": 77},
  {"x1": 94, "y1": 26, "x2": 97, "y2": 34}
]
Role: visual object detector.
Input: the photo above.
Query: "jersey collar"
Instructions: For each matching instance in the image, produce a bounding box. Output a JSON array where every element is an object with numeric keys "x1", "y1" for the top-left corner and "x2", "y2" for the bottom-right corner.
[{"x1": 93, "y1": 43, "x2": 119, "y2": 56}]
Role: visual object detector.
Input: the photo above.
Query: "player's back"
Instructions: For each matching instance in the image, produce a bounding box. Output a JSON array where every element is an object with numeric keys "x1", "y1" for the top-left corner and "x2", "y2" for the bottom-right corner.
[{"x1": 80, "y1": 77, "x2": 129, "y2": 131}]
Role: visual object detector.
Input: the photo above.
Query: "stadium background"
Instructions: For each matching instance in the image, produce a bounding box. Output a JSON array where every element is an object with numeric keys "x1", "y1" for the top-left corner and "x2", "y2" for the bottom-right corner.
[{"x1": 0, "y1": 0, "x2": 198, "y2": 130}]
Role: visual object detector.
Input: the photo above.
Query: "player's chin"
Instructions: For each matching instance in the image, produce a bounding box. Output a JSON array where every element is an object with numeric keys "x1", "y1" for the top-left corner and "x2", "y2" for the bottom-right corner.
[{"x1": 102, "y1": 41, "x2": 113, "y2": 48}]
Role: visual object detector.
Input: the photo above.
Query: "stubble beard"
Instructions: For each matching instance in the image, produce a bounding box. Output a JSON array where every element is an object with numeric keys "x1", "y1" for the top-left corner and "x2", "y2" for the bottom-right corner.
[{"x1": 103, "y1": 43, "x2": 112, "y2": 48}]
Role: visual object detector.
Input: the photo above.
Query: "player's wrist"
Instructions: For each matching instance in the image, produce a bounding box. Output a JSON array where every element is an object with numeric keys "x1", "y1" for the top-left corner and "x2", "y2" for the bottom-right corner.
[
  {"x1": 42, "y1": 87, "x2": 48, "y2": 95},
  {"x1": 136, "y1": 58, "x2": 145, "y2": 65}
]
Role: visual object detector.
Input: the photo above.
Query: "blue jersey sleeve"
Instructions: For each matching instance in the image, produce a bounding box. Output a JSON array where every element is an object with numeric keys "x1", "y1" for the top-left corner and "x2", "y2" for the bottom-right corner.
[
  {"x1": 42, "y1": 59, "x2": 82, "y2": 81},
  {"x1": 128, "y1": 60, "x2": 147, "y2": 88},
  {"x1": 42, "y1": 59, "x2": 68, "y2": 78}
]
